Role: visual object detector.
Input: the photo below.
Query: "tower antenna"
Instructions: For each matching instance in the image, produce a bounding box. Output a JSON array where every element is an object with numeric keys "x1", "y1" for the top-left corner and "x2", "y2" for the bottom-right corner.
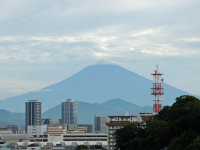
[{"x1": 151, "y1": 65, "x2": 164, "y2": 114}]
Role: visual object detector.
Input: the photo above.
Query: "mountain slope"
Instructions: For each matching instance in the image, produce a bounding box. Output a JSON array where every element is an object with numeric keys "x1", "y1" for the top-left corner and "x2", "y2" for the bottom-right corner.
[
  {"x1": 0, "y1": 109, "x2": 24, "y2": 128},
  {"x1": 0, "y1": 98, "x2": 152, "y2": 126},
  {"x1": 43, "y1": 98, "x2": 152, "y2": 124},
  {"x1": 0, "y1": 64, "x2": 189, "y2": 112}
]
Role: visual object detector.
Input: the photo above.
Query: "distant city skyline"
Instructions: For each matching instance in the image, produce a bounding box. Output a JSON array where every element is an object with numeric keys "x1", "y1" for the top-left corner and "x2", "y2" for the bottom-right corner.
[{"x1": 0, "y1": 0, "x2": 199, "y2": 99}]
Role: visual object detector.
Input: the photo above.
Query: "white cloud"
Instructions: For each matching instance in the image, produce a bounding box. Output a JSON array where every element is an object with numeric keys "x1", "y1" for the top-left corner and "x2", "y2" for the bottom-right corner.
[
  {"x1": 0, "y1": 25, "x2": 199, "y2": 64},
  {"x1": 0, "y1": 36, "x2": 21, "y2": 41},
  {"x1": 29, "y1": 36, "x2": 78, "y2": 43},
  {"x1": 39, "y1": 0, "x2": 190, "y2": 15},
  {"x1": 181, "y1": 37, "x2": 200, "y2": 42},
  {"x1": 0, "y1": 78, "x2": 52, "y2": 99},
  {"x1": 131, "y1": 29, "x2": 155, "y2": 37},
  {"x1": 141, "y1": 43, "x2": 200, "y2": 56}
]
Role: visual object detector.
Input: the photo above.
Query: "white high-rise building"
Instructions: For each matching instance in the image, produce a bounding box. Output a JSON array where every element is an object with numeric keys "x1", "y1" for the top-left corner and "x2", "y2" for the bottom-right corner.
[{"x1": 61, "y1": 98, "x2": 77, "y2": 131}]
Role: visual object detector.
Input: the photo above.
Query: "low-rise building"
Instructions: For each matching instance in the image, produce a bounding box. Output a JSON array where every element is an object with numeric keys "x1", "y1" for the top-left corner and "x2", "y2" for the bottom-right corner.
[
  {"x1": 49, "y1": 133, "x2": 107, "y2": 148},
  {"x1": 6, "y1": 125, "x2": 19, "y2": 133},
  {"x1": 47, "y1": 125, "x2": 67, "y2": 136},
  {"x1": 42, "y1": 119, "x2": 60, "y2": 125},
  {"x1": 68, "y1": 126, "x2": 87, "y2": 134},
  {"x1": 0, "y1": 128, "x2": 11, "y2": 134},
  {"x1": 78, "y1": 124, "x2": 93, "y2": 133},
  {"x1": 139, "y1": 113, "x2": 154, "y2": 122},
  {"x1": 29, "y1": 136, "x2": 48, "y2": 142},
  {"x1": 106, "y1": 115, "x2": 139, "y2": 150},
  {"x1": 139, "y1": 113, "x2": 154, "y2": 128},
  {"x1": 27, "y1": 125, "x2": 47, "y2": 137},
  {"x1": 0, "y1": 133, "x2": 29, "y2": 146}
]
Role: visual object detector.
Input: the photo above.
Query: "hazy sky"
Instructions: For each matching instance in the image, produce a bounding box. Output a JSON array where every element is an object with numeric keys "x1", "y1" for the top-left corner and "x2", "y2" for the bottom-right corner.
[{"x1": 0, "y1": 0, "x2": 199, "y2": 99}]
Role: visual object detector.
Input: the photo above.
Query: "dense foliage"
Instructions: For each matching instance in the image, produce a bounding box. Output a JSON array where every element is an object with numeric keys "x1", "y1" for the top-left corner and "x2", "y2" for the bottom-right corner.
[{"x1": 114, "y1": 95, "x2": 200, "y2": 150}]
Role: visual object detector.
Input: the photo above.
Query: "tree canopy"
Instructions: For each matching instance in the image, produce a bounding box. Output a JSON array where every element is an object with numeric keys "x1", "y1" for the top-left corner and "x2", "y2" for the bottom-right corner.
[{"x1": 114, "y1": 95, "x2": 200, "y2": 150}]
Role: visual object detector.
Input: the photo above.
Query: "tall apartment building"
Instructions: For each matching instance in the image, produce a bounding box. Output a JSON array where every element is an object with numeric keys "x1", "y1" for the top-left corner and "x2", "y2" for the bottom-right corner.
[
  {"x1": 106, "y1": 115, "x2": 139, "y2": 150},
  {"x1": 94, "y1": 116, "x2": 107, "y2": 133},
  {"x1": 25, "y1": 100, "x2": 42, "y2": 131},
  {"x1": 61, "y1": 98, "x2": 77, "y2": 131}
]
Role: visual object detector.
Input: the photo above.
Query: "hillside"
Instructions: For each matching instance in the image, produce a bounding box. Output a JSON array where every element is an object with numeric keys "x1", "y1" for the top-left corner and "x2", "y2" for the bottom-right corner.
[
  {"x1": 0, "y1": 64, "x2": 189, "y2": 113},
  {"x1": 43, "y1": 98, "x2": 152, "y2": 124},
  {"x1": 0, "y1": 109, "x2": 24, "y2": 128},
  {"x1": 0, "y1": 98, "x2": 152, "y2": 127}
]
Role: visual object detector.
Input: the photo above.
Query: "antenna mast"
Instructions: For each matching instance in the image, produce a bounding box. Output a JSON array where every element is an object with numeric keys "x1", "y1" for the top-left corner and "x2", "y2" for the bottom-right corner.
[{"x1": 151, "y1": 65, "x2": 164, "y2": 114}]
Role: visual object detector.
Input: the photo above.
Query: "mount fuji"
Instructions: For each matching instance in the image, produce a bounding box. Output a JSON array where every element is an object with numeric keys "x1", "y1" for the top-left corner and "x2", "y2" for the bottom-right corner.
[{"x1": 0, "y1": 64, "x2": 189, "y2": 113}]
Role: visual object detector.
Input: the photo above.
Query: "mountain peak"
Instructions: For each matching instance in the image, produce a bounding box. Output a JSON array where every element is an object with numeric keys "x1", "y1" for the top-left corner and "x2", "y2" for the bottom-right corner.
[
  {"x1": 84, "y1": 63, "x2": 123, "y2": 70},
  {"x1": 79, "y1": 63, "x2": 136, "y2": 77},
  {"x1": 0, "y1": 64, "x2": 189, "y2": 112},
  {"x1": 94, "y1": 59, "x2": 117, "y2": 65}
]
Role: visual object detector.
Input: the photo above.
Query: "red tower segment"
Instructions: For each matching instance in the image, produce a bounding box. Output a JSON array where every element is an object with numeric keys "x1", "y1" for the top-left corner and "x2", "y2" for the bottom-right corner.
[{"x1": 151, "y1": 65, "x2": 164, "y2": 114}]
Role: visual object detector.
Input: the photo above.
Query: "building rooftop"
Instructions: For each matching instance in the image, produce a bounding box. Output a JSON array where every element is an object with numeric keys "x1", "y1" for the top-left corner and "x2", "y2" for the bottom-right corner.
[
  {"x1": 28, "y1": 100, "x2": 40, "y2": 102},
  {"x1": 139, "y1": 113, "x2": 153, "y2": 114},
  {"x1": 108, "y1": 116, "x2": 138, "y2": 118},
  {"x1": 66, "y1": 98, "x2": 73, "y2": 102}
]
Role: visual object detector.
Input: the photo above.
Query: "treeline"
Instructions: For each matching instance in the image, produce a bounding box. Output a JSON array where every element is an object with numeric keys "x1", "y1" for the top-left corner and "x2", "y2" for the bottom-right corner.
[{"x1": 115, "y1": 95, "x2": 200, "y2": 150}]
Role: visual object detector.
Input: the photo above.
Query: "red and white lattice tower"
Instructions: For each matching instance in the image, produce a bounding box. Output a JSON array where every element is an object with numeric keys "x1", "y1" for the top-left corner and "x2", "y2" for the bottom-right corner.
[{"x1": 151, "y1": 65, "x2": 164, "y2": 114}]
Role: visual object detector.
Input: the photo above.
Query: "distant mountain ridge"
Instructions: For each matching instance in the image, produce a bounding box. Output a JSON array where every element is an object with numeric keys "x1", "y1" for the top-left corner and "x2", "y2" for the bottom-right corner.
[
  {"x1": 0, "y1": 64, "x2": 190, "y2": 113},
  {"x1": 0, "y1": 98, "x2": 152, "y2": 127},
  {"x1": 43, "y1": 98, "x2": 153, "y2": 124},
  {"x1": 0, "y1": 109, "x2": 24, "y2": 128}
]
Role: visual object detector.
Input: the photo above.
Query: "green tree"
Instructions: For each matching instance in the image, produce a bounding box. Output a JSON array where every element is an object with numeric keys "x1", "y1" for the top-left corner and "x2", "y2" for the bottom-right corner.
[
  {"x1": 170, "y1": 95, "x2": 200, "y2": 136},
  {"x1": 114, "y1": 95, "x2": 200, "y2": 150},
  {"x1": 186, "y1": 136, "x2": 200, "y2": 150},
  {"x1": 145, "y1": 120, "x2": 170, "y2": 150},
  {"x1": 156, "y1": 106, "x2": 171, "y2": 121},
  {"x1": 169, "y1": 129, "x2": 198, "y2": 150},
  {"x1": 114, "y1": 123, "x2": 145, "y2": 150}
]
